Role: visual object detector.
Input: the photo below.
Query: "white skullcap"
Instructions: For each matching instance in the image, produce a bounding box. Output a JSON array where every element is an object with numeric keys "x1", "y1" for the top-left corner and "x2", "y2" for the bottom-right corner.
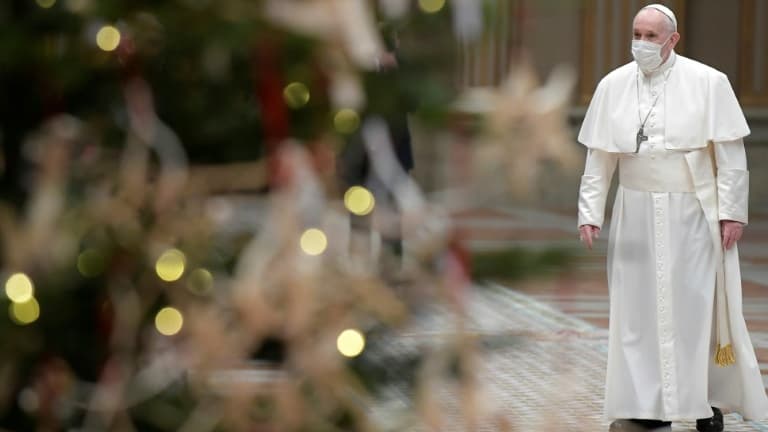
[{"x1": 642, "y1": 4, "x2": 678, "y2": 31}]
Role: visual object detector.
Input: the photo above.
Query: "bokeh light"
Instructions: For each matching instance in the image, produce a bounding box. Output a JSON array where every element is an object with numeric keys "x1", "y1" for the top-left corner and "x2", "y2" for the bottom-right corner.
[
  {"x1": 36, "y1": 0, "x2": 56, "y2": 8},
  {"x1": 77, "y1": 248, "x2": 105, "y2": 277},
  {"x1": 155, "y1": 307, "x2": 183, "y2": 336},
  {"x1": 155, "y1": 249, "x2": 186, "y2": 282},
  {"x1": 337, "y1": 329, "x2": 365, "y2": 357},
  {"x1": 283, "y1": 82, "x2": 310, "y2": 108},
  {"x1": 344, "y1": 186, "x2": 375, "y2": 216},
  {"x1": 333, "y1": 109, "x2": 360, "y2": 134},
  {"x1": 96, "y1": 25, "x2": 121, "y2": 52},
  {"x1": 65, "y1": 0, "x2": 90, "y2": 13},
  {"x1": 5, "y1": 273, "x2": 34, "y2": 303},
  {"x1": 18, "y1": 388, "x2": 39, "y2": 414},
  {"x1": 187, "y1": 268, "x2": 214, "y2": 296},
  {"x1": 9, "y1": 298, "x2": 40, "y2": 325},
  {"x1": 300, "y1": 228, "x2": 328, "y2": 256},
  {"x1": 418, "y1": 0, "x2": 446, "y2": 13}
]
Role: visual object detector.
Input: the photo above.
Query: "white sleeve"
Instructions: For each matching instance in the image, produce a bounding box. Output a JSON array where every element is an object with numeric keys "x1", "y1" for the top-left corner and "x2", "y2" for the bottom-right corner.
[
  {"x1": 714, "y1": 138, "x2": 749, "y2": 224},
  {"x1": 577, "y1": 149, "x2": 618, "y2": 229}
]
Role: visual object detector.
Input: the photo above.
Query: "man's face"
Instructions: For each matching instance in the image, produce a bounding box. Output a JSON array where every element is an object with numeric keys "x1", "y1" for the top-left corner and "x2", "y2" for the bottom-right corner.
[{"x1": 632, "y1": 9, "x2": 679, "y2": 57}]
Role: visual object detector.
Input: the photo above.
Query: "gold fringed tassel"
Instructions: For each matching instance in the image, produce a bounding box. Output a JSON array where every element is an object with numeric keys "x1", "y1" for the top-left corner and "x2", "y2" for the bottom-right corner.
[
  {"x1": 713, "y1": 250, "x2": 735, "y2": 367},
  {"x1": 715, "y1": 344, "x2": 735, "y2": 367}
]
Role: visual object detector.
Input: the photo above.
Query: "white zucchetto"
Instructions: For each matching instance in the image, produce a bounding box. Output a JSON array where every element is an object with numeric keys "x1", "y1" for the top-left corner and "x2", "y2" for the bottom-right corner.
[{"x1": 643, "y1": 4, "x2": 677, "y2": 31}]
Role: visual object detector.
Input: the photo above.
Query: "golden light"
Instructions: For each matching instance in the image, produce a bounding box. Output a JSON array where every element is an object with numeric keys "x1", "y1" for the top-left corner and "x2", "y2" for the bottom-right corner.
[
  {"x1": 5, "y1": 273, "x2": 34, "y2": 303},
  {"x1": 344, "y1": 186, "x2": 375, "y2": 216},
  {"x1": 187, "y1": 268, "x2": 214, "y2": 295},
  {"x1": 155, "y1": 249, "x2": 186, "y2": 282},
  {"x1": 155, "y1": 307, "x2": 183, "y2": 336},
  {"x1": 337, "y1": 329, "x2": 365, "y2": 358},
  {"x1": 333, "y1": 109, "x2": 360, "y2": 134},
  {"x1": 283, "y1": 82, "x2": 310, "y2": 108},
  {"x1": 418, "y1": 0, "x2": 446, "y2": 13},
  {"x1": 77, "y1": 248, "x2": 105, "y2": 277},
  {"x1": 36, "y1": 0, "x2": 56, "y2": 8},
  {"x1": 300, "y1": 228, "x2": 328, "y2": 256},
  {"x1": 10, "y1": 298, "x2": 40, "y2": 325},
  {"x1": 96, "y1": 25, "x2": 121, "y2": 52}
]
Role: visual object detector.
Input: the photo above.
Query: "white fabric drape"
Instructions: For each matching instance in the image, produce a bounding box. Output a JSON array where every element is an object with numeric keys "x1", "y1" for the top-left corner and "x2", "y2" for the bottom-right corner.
[{"x1": 605, "y1": 181, "x2": 715, "y2": 420}]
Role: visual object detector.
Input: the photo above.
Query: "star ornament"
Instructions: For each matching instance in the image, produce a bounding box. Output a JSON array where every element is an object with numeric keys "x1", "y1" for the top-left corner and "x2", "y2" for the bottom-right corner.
[{"x1": 454, "y1": 58, "x2": 581, "y2": 197}]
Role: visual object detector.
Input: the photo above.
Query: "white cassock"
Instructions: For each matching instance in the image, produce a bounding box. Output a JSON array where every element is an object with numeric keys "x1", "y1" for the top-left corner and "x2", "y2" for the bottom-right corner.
[{"x1": 577, "y1": 50, "x2": 768, "y2": 421}]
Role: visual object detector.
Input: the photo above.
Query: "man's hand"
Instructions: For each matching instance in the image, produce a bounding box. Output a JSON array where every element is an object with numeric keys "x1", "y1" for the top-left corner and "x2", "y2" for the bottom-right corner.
[
  {"x1": 579, "y1": 224, "x2": 600, "y2": 250},
  {"x1": 721, "y1": 220, "x2": 744, "y2": 250}
]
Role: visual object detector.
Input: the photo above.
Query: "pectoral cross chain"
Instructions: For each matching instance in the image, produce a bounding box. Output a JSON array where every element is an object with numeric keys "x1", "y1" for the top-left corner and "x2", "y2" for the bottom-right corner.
[
  {"x1": 634, "y1": 66, "x2": 673, "y2": 153},
  {"x1": 635, "y1": 127, "x2": 648, "y2": 153}
]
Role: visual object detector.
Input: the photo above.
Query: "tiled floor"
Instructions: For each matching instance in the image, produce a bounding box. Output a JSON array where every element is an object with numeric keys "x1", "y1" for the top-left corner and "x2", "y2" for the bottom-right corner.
[
  {"x1": 453, "y1": 207, "x2": 768, "y2": 365},
  {"x1": 373, "y1": 285, "x2": 768, "y2": 430},
  {"x1": 437, "y1": 206, "x2": 768, "y2": 431}
]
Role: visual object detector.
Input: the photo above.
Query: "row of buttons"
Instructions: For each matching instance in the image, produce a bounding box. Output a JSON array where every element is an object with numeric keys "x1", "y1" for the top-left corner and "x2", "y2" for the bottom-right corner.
[
  {"x1": 640, "y1": 80, "x2": 663, "y2": 157},
  {"x1": 653, "y1": 194, "x2": 678, "y2": 412},
  {"x1": 644, "y1": 79, "x2": 663, "y2": 130}
]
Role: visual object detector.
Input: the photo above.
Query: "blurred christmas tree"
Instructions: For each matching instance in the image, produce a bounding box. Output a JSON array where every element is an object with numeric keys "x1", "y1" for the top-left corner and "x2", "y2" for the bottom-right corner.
[{"x1": 0, "y1": 0, "x2": 579, "y2": 430}]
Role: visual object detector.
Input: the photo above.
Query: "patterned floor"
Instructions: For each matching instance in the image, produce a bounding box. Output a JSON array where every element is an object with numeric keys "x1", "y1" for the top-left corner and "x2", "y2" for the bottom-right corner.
[
  {"x1": 436, "y1": 205, "x2": 768, "y2": 431},
  {"x1": 216, "y1": 198, "x2": 768, "y2": 430},
  {"x1": 372, "y1": 286, "x2": 768, "y2": 431},
  {"x1": 454, "y1": 206, "x2": 768, "y2": 381}
]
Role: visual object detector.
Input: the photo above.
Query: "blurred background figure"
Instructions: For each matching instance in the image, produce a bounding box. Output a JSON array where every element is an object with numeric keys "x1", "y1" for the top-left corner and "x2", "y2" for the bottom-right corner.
[{"x1": 338, "y1": 21, "x2": 415, "y2": 276}]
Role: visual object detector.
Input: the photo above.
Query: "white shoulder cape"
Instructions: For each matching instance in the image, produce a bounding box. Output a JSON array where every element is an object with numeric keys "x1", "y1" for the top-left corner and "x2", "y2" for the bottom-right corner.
[{"x1": 578, "y1": 54, "x2": 749, "y2": 152}]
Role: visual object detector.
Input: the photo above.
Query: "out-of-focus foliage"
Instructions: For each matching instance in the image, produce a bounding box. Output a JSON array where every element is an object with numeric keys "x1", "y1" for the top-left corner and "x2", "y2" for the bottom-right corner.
[{"x1": 0, "y1": 0, "x2": 580, "y2": 430}]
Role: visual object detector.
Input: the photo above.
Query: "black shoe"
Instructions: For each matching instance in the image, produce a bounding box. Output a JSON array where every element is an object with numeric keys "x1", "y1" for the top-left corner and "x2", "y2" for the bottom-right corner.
[
  {"x1": 696, "y1": 407, "x2": 724, "y2": 432},
  {"x1": 609, "y1": 419, "x2": 672, "y2": 431}
]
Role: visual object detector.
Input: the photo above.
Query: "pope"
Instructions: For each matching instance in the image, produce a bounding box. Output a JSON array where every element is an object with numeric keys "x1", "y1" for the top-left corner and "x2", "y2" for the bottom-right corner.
[{"x1": 577, "y1": 4, "x2": 768, "y2": 431}]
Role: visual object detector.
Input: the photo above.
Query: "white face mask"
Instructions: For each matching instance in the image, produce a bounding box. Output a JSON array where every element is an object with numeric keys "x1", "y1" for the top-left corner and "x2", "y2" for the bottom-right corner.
[{"x1": 631, "y1": 36, "x2": 672, "y2": 73}]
